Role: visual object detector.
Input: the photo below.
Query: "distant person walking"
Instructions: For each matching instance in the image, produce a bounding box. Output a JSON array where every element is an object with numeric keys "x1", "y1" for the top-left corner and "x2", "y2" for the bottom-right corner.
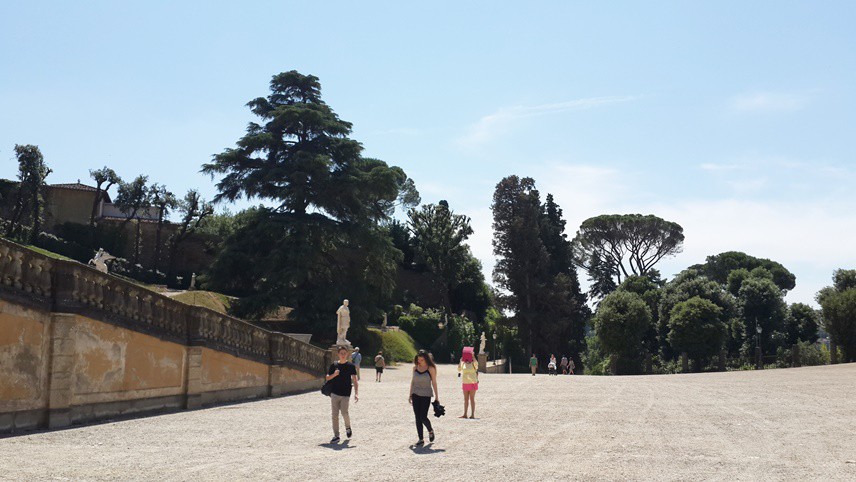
[
  {"x1": 351, "y1": 347, "x2": 362, "y2": 380},
  {"x1": 530, "y1": 354, "x2": 538, "y2": 376},
  {"x1": 457, "y1": 347, "x2": 479, "y2": 419},
  {"x1": 548, "y1": 355, "x2": 557, "y2": 376},
  {"x1": 568, "y1": 358, "x2": 576, "y2": 375},
  {"x1": 560, "y1": 356, "x2": 569, "y2": 375},
  {"x1": 409, "y1": 350, "x2": 439, "y2": 446},
  {"x1": 326, "y1": 346, "x2": 358, "y2": 444},
  {"x1": 374, "y1": 351, "x2": 386, "y2": 382}
]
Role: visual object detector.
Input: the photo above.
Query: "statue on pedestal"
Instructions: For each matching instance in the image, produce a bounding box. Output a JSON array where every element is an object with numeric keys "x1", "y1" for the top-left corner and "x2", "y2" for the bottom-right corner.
[
  {"x1": 381, "y1": 312, "x2": 388, "y2": 332},
  {"x1": 336, "y1": 299, "x2": 351, "y2": 346},
  {"x1": 479, "y1": 331, "x2": 487, "y2": 355}
]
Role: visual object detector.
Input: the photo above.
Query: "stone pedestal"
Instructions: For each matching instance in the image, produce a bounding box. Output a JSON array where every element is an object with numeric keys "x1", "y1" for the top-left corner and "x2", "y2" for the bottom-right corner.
[
  {"x1": 755, "y1": 347, "x2": 763, "y2": 370},
  {"x1": 681, "y1": 352, "x2": 689, "y2": 373},
  {"x1": 478, "y1": 353, "x2": 487, "y2": 373}
]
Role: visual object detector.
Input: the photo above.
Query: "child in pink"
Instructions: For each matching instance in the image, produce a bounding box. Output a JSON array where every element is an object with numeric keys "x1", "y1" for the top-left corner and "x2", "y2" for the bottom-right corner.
[{"x1": 457, "y1": 347, "x2": 479, "y2": 419}]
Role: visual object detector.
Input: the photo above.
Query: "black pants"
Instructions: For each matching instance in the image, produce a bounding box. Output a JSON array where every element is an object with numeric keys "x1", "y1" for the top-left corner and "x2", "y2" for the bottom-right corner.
[{"x1": 411, "y1": 394, "x2": 433, "y2": 440}]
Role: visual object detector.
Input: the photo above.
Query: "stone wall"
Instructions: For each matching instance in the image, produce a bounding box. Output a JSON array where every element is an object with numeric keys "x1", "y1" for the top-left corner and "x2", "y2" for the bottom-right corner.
[{"x1": 0, "y1": 237, "x2": 329, "y2": 433}]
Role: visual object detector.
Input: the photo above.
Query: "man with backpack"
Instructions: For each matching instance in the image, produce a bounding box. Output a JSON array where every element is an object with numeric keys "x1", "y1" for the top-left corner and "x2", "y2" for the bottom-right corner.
[
  {"x1": 351, "y1": 347, "x2": 362, "y2": 380},
  {"x1": 325, "y1": 346, "x2": 359, "y2": 444}
]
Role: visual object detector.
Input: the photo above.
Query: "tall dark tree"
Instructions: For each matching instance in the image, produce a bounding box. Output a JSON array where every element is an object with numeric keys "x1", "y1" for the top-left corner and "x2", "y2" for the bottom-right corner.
[
  {"x1": 572, "y1": 214, "x2": 684, "y2": 300},
  {"x1": 538, "y1": 193, "x2": 590, "y2": 366},
  {"x1": 149, "y1": 183, "x2": 177, "y2": 272},
  {"x1": 88, "y1": 167, "x2": 122, "y2": 227},
  {"x1": 5, "y1": 145, "x2": 51, "y2": 243},
  {"x1": 166, "y1": 189, "x2": 213, "y2": 281},
  {"x1": 202, "y1": 71, "x2": 415, "y2": 330},
  {"x1": 492, "y1": 175, "x2": 549, "y2": 357},
  {"x1": 784, "y1": 303, "x2": 820, "y2": 345},
  {"x1": 408, "y1": 200, "x2": 473, "y2": 308},
  {"x1": 115, "y1": 175, "x2": 151, "y2": 266}
]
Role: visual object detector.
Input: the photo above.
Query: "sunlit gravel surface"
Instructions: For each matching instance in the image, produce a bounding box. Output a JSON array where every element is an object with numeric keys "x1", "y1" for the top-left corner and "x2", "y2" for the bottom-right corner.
[{"x1": 2, "y1": 363, "x2": 855, "y2": 481}]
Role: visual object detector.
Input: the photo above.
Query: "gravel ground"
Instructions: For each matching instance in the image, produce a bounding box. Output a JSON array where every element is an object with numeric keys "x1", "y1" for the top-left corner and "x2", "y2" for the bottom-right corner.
[{"x1": 1, "y1": 363, "x2": 855, "y2": 481}]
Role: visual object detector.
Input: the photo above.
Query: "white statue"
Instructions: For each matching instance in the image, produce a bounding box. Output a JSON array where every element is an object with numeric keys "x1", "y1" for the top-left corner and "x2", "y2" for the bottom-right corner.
[
  {"x1": 479, "y1": 331, "x2": 487, "y2": 355},
  {"x1": 381, "y1": 312, "x2": 388, "y2": 331},
  {"x1": 189, "y1": 273, "x2": 197, "y2": 290},
  {"x1": 336, "y1": 299, "x2": 351, "y2": 346},
  {"x1": 88, "y1": 248, "x2": 116, "y2": 274}
]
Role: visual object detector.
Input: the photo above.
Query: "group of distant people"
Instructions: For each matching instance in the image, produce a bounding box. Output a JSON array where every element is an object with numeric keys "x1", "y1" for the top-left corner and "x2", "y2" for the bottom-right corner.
[
  {"x1": 531, "y1": 353, "x2": 575, "y2": 376},
  {"x1": 323, "y1": 346, "x2": 481, "y2": 446}
]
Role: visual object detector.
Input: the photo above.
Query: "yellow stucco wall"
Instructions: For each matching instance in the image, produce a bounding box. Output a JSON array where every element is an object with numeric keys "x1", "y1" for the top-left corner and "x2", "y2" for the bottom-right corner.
[
  {"x1": 0, "y1": 302, "x2": 50, "y2": 412},
  {"x1": 71, "y1": 316, "x2": 186, "y2": 405},
  {"x1": 45, "y1": 188, "x2": 95, "y2": 229},
  {"x1": 200, "y1": 347, "x2": 269, "y2": 392}
]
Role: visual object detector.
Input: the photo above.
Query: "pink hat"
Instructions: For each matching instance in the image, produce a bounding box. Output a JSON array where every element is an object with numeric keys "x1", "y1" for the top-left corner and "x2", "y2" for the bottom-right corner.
[{"x1": 461, "y1": 347, "x2": 475, "y2": 362}]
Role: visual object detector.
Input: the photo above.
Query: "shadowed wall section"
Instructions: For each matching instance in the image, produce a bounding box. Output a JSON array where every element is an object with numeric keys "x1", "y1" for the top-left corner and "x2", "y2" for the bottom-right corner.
[{"x1": 0, "y1": 237, "x2": 329, "y2": 433}]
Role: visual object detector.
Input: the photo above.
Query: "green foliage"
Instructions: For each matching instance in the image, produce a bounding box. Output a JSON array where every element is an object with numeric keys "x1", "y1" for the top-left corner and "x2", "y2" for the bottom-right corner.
[
  {"x1": 593, "y1": 290, "x2": 651, "y2": 374},
  {"x1": 572, "y1": 213, "x2": 683, "y2": 300},
  {"x1": 201, "y1": 71, "x2": 413, "y2": 334},
  {"x1": 5, "y1": 145, "x2": 51, "y2": 243},
  {"x1": 738, "y1": 276, "x2": 787, "y2": 356},
  {"x1": 89, "y1": 167, "x2": 122, "y2": 226},
  {"x1": 394, "y1": 304, "x2": 475, "y2": 362},
  {"x1": 785, "y1": 303, "x2": 820, "y2": 345},
  {"x1": 658, "y1": 269, "x2": 736, "y2": 360},
  {"x1": 581, "y1": 333, "x2": 610, "y2": 375},
  {"x1": 832, "y1": 269, "x2": 856, "y2": 292},
  {"x1": 356, "y1": 328, "x2": 418, "y2": 364},
  {"x1": 817, "y1": 272, "x2": 856, "y2": 362},
  {"x1": 491, "y1": 176, "x2": 590, "y2": 364},
  {"x1": 397, "y1": 304, "x2": 443, "y2": 349},
  {"x1": 667, "y1": 296, "x2": 726, "y2": 367},
  {"x1": 775, "y1": 341, "x2": 830, "y2": 368},
  {"x1": 408, "y1": 200, "x2": 472, "y2": 291},
  {"x1": 115, "y1": 175, "x2": 150, "y2": 222},
  {"x1": 690, "y1": 251, "x2": 796, "y2": 291},
  {"x1": 726, "y1": 268, "x2": 750, "y2": 296},
  {"x1": 404, "y1": 200, "x2": 491, "y2": 319}
]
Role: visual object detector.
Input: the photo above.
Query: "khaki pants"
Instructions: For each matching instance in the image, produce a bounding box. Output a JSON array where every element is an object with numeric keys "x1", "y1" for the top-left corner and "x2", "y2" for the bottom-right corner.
[
  {"x1": 531, "y1": 366, "x2": 537, "y2": 375},
  {"x1": 331, "y1": 394, "x2": 351, "y2": 437}
]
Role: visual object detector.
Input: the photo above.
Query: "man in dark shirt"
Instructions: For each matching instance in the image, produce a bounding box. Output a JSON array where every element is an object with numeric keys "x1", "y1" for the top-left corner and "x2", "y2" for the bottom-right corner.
[{"x1": 326, "y1": 346, "x2": 359, "y2": 443}]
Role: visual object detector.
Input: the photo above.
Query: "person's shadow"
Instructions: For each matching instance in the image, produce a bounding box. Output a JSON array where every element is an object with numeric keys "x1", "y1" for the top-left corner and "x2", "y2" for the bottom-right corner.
[
  {"x1": 409, "y1": 443, "x2": 446, "y2": 454},
  {"x1": 319, "y1": 440, "x2": 355, "y2": 451}
]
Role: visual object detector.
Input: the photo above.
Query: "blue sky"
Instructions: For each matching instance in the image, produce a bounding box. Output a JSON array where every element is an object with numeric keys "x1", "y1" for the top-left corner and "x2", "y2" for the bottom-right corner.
[{"x1": 2, "y1": 1, "x2": 854, "y2": 306}]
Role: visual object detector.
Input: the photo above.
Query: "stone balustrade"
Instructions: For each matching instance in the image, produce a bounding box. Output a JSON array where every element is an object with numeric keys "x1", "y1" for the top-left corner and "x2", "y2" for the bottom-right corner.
[{"x1": 0, "y1": 236, "x2": 327, "y2": 375}]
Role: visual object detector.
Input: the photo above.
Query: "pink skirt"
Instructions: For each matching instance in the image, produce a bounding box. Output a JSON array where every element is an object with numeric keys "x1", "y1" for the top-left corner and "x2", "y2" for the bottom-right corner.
[{"x1": 462, "y1": 383, "x2": 479, "y2": 391}]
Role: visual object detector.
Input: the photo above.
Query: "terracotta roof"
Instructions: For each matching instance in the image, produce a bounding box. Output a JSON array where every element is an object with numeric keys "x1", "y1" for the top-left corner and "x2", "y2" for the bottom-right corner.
[
  {"x1": 49, "y1": 182, "x2": 113, "y2": 203},
  {"x1": 50, "y1": 182, "x2": 99, "y2": 192}
]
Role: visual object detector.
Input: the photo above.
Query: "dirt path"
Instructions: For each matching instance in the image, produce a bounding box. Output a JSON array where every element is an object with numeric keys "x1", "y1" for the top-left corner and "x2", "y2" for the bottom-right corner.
[{"x1": 1, "y1": 364, "x2": 855, "y2": 481}]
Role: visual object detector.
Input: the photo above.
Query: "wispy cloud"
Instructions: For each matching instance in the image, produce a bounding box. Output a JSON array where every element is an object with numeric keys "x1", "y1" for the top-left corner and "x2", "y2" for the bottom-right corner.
[
  {"x1": 729, "y1": 91, "x2": 810, "y2": 113},
  {"x1": 458, "y1": 96, "x2": 637, "y2": 147}
]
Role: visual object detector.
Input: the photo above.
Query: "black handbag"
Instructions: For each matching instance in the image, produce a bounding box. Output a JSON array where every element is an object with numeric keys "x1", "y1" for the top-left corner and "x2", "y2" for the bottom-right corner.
[{"x1": 321, "y1": 381, "x2": 333, "y2": 396}]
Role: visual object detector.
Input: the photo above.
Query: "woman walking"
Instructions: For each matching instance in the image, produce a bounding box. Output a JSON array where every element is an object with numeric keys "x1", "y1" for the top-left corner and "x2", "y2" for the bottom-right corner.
[
  {"x1": 548, "y1": 354, "x2": 557, "y2": 376},
  {"x1": 409, "y1": 350, "x2": 439, "y2": 446},
  {"x1": 374, "y1": 351, "x2": 386, "y2": 382},
  {"x1": 457, "y1": 347, "x2": 479, "y2": 419}
]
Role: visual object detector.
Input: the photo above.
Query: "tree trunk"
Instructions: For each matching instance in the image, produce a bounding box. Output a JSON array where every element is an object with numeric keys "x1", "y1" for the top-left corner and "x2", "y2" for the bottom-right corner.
[
  {"x1": 154, "y1": 215, "x2": 163, "y2": 272},
  {"x1": 29, "y1": 185, "x2": 41, "y2": 244},
  {"x1": 133, "y1": 220, "x2": 142, "y2": 266}
]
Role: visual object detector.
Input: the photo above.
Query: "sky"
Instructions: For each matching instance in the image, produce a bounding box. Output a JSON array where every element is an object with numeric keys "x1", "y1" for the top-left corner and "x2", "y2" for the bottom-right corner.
[{"x1": 1, "y1": 1, "x2": 854, "y2": 307}]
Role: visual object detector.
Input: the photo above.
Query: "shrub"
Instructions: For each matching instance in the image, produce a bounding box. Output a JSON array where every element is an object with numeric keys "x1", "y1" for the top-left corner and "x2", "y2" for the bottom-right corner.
[
  {"x1": 593, "y1": 290, "x2": 651, "y2": 374},
  {"x1": 359, "y1": 328, "x2": 418, "y2": 365}
]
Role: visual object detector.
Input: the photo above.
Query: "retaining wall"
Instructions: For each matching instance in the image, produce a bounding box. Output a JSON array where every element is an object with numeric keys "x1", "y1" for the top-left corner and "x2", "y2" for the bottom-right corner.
[{"x1": 0, "y1": 237, "x2": 328, "y2": 433}]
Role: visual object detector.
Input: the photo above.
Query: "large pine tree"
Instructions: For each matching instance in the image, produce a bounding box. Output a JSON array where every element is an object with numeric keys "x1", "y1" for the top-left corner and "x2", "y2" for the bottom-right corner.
[
  {"x1": 203, "y1": 71, "x2": 415, "y2": 332},
  {"x1": 492, "y1": 177, "x2": 589, "y2": 364}
]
